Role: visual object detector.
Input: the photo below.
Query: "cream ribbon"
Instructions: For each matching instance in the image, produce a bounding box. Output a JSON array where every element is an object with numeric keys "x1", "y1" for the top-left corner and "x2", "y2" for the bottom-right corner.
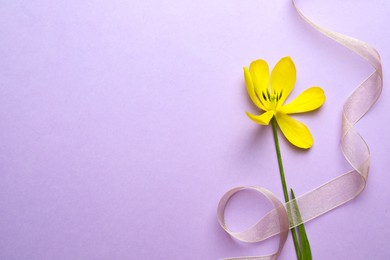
[{"x1": 217, "y1": 0, "x2": 383, "y2": 259}]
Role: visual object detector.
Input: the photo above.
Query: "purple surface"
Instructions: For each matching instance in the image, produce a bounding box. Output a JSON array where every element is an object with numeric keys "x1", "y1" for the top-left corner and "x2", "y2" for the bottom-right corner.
[{"x1": 0, "y1": 0, "x2": 389, "y2": 259}]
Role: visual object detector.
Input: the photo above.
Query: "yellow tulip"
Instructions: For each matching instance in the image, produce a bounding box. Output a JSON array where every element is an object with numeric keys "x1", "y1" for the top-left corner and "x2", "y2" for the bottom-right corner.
[{"x1": 244, "y1": 57, "x2": 325, "y2": 149}]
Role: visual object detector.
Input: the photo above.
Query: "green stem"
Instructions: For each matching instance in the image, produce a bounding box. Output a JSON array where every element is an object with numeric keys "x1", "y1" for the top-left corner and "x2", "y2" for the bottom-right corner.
[
  {"x1": 271, "y1": 118, "x2": 289, "y2": 202},
  {"x1": 271, "y1": 117, "x2": 301, "y2": 260}
]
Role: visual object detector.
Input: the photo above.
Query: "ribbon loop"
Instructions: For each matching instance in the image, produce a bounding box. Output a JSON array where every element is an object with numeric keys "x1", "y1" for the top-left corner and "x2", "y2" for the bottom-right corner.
[{"x1": 217, "y1": 186, "x2": 289, "y2": 260}]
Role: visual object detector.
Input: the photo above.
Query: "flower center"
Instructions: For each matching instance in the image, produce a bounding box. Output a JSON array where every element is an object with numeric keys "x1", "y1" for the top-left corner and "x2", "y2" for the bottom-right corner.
[{"x1": 261, "y1": 89, "x2": 283, "y2": 109}]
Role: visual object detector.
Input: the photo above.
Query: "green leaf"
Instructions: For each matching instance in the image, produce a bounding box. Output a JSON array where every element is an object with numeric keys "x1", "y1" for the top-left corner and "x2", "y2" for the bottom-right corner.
[
  {"x1": 291, "y1": 189, "x2": 312, "y2": 260},
  {"x1": 291, "y1": 226, "x2": 302, "y2": 260}
]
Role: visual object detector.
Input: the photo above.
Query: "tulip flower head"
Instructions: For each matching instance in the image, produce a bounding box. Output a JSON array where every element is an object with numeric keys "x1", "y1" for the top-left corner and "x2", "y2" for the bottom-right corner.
[{"x1": 244, "y1": 57, "x2": 325, "y2": 149}]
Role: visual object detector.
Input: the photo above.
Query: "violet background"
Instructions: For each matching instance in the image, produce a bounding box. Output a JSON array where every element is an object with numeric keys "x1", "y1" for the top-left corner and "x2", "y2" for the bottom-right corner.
[{"x1": 0, "y1": 0, "x2": 389, "y2": 259}]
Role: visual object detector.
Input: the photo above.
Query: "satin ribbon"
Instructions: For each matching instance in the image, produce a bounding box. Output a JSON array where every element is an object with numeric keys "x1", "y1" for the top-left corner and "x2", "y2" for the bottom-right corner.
[{"x1": 217, "y1": 0, "x2": 383, "y2": 259}]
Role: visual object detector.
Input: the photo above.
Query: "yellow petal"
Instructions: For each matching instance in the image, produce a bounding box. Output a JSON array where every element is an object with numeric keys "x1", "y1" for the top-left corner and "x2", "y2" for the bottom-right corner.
[
  {"x1": 249, "y1": 59, "x2": 270, "y2": 109},
  {"x1": 244, "y1": 67, "x2": 266, "y2": 110},
  {"x1": 270, "y1": 57, "x2": 296, "y2": 106},
  {"x1": 246, "y1": 111, "x2": 274, "y2": 125},
  {"x1": 275, "y1": 113, "x2": 313, "y2": 149},
  {"x1": 280, "y1": 87, "x2": 325, "y2": 114}
]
